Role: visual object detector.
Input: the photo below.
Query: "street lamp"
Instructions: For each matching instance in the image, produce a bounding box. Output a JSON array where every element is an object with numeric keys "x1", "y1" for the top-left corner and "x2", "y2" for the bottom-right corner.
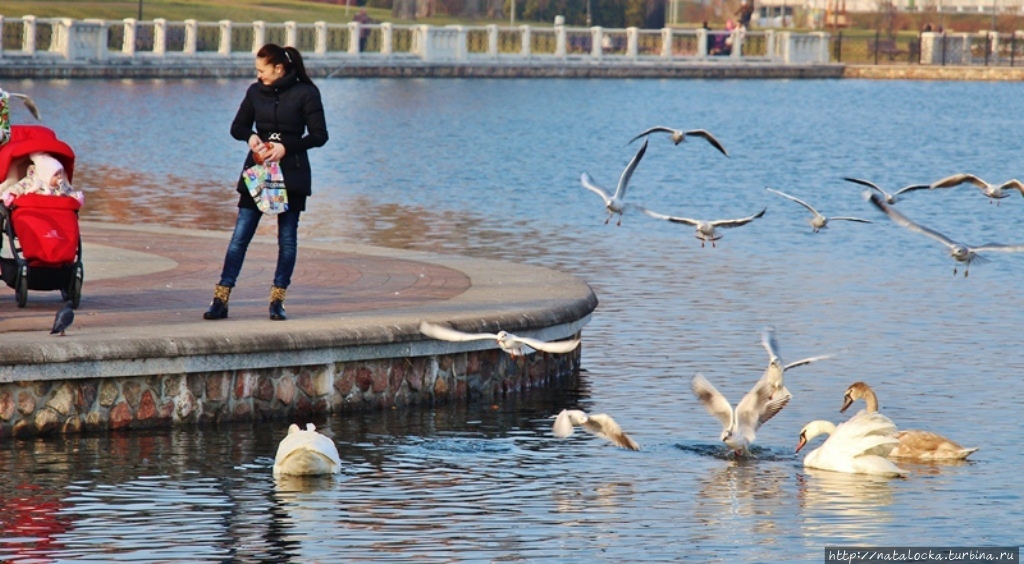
[
  {"x1": 138, "y1": 0, "x2": 143, "y2": 20},
  {"x1": 586, "y1": 0, "x2": 592, "y2": 26}
]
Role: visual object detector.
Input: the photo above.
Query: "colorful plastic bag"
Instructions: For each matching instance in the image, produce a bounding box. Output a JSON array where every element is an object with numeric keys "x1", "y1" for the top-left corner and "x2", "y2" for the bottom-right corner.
[{"x1": 241, "y1": 160, "x2": 288, "y2": 215}]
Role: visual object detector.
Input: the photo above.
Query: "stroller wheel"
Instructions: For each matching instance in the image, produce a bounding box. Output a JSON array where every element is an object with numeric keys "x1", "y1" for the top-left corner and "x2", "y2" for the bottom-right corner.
[
  {"x1": 15, "y1": 265, "x2": 27, "y2": 308},
  {"x1": 68, "y1": 262, "x2": 83, "y2": 309}
]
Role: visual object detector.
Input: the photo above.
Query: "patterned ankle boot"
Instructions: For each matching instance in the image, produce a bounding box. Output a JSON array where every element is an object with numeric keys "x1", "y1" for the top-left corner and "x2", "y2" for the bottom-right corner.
[
  {"x1": 203, "y1": 284, "x2": 231, "y2": 320},
  {"x1": 269, "y1": 286, "x2": 287, "y2": 321}
]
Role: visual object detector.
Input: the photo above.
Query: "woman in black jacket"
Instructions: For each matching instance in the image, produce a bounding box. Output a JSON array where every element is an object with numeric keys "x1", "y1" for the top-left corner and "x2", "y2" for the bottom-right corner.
[{"x1": 204, "y1": 43, "x2": 329, "y2": 321}]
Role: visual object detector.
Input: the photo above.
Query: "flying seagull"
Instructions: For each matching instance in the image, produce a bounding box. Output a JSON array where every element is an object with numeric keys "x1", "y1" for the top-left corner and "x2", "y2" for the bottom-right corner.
[
  {"x1": 4, "y1": 91, "x2": 42, "y2": 121},
  {"x1": 928, "y1": 173, "x2": 1024, "y2": 205},
  {"x1": 766, "y1": 187, "x2": 871, "y2": 233},
  {"x1": 419, "y1": 321, "x2": 581, "y2": 358},
  {"x1": 51, "y1": 301, "x2": 74, "y2": 336},
  {"x1": 641, "y1": 206, "x2": 766, "y2": 248},
  {"x1": 628, "y1": 126, "x2": 729, "y2": 157},
  {"x1": 866, "y1": 191, "x2": 1024, "y2": 277},
  {"x1": 580, "y1": 138, "x2": 647, "y2": 226},
  {"x1": 841, "y1": 177, "x2": 930, "y2": 205},
  {"x1": 758, "y1": 326, "x2": 832, "y2": 403},
  {"x1": 551, "y1": 409, "x2": 640, "y2": 450},
  {"x1": 691, "y1": 373, "x2": 790, "y2": 457}
]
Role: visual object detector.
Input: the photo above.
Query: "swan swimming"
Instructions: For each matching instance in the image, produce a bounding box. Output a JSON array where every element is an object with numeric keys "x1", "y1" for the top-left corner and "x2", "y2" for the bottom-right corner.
[
  {"x1": 273, "y1": 423, "x2": 342, "y2": 476},
  {"x1": 841, "y1": 381, "x2": 979, "y2": 460},
  {"x1": 796, "y1": 411, "x2": 907, "y2": 477}
]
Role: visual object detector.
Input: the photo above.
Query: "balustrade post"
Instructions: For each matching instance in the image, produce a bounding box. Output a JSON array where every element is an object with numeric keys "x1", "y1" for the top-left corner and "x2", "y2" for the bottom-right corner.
[
  {"x1": 591, "y1": 26, "x2": 603, "y2": 58},
  {"x1": 417, "y1": 25, "x2": 432, "y2": 61},
  {"x1": 696, "y1": 28, "x2": 708, "y2": 57},
  {"x1": 381, "y1": 22, "x2": 393, "y2": 56},
  {"x1": 816, "y1": 31, "x2": 829, "y2": 63},
  {"x1": 218, "y1": 20, "x2": 232, "y2": 56},
  {"x1": 252, "y1": 21, "x2": 265, "y2": 54},
  {"x1": 184, "y1": 19, "x2": 197, "y2": 55},
  {"x1": 24, "y1": 15, "x2": 37, "y2": 54},
  {"x1": 54, "y1": 18, "x2": 73, "y2": 59},
  {"x1": 285, "y1": 21, "x2": 297, "y2": 48},
  {"x1": 660, "y1": 27, "x2": 672, "y2": 58},
  {"x1": 486, "y1": 24, "x2": 498, "y2": 57},
  {"x1": 153, "y1": 18, "x2": 167, "y2": 56},
  {"x1": 348, "y1": 21, "x2": 361, "y2": 54},
  {"x1": 556, "y1": 24, "x2": 567, "y2": 57},
  {"x1": 626, "y1": 27, "x2": 639, "y2": 58},
  {"x1": 123, "y1": 18, "x2": 137, "y2": 56},
  {"x1": 454, "y1": 26, "x2": 468, "y2": 60},
  {"x1": 729, "y1": 28, "x2": 743, "y2": 59},
  {"x1": 780, "y1": 31, "x2": 792, "y2": 63},
  {"x1": 520, "y1": 25, "x2": 531, "y2": 56},
  {"x1": 764, "y1": 29, "x2": 774, "y2": 59},
  {"x1": 315, "y1": 21, "x2": 327, "y2": 55}
]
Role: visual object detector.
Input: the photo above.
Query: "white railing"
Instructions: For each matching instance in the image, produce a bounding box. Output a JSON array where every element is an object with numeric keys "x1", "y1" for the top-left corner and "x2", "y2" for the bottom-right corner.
[{"x1": 0, "y1": 15, "x2": 832, "y2": 65}]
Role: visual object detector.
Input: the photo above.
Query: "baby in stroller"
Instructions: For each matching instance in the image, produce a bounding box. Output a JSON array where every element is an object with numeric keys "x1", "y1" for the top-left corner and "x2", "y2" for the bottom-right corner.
[{"x1": 1, "y1": 151, "x2": 84, "y2": 207}]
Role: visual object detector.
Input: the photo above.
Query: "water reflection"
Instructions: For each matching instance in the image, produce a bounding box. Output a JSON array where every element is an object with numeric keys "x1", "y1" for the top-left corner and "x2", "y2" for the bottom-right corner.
[{"x1": 796, "y1": 468, "x2": 898, "y2": 542}]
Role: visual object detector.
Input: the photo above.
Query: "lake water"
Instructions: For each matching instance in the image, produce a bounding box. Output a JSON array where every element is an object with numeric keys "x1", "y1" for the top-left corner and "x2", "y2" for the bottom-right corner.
[{"x1": 1, "y1": 77, "x2": 1022, "y2": 561}]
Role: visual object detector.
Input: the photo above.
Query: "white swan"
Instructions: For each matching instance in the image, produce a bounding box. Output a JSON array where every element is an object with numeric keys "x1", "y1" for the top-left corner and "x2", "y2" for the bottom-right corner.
[
  {"x1": 641, "y1": 206, "x2": 766, "y2": 248},
  {"x1": 691, "y1": 373, "x2": 790, "y2": 456},
  {"x1": 627, "y1": 126, "x2": 729, "y2": 157},
  {"x1": 419, "y1": 321, "x2": 580, "y2": 357},
  {"x1": 580, "y1": 138, "x2": 647, "y2": 225},
  {"x1": 766, "y1": 187, "x2": 871, "y2": 233},
  {"x1": 551, "y1": 409, "x2": 640, "y2": 450},
  {"x1": 273, "y1": 423, "x2": 342, "y2": 476},
  {"x1": 796, "y1": 411, "x2": 907, "y2": 477},
  {"x1": 841, "y1": 381, "x2": 979, "y2": 460}
]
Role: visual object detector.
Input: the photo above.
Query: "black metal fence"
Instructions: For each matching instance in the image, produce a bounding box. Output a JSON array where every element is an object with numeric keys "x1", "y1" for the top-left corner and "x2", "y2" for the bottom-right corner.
[{"x1": 831, "y1": 29, "x2": 1024, "y2": 66}]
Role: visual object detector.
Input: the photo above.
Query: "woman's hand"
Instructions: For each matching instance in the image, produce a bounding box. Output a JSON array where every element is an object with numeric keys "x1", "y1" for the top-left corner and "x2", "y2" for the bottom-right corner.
[
  {"x1": 248, "y1": 134, "x2": 264, "y2": 152},
  {"x1": 263, "y1": 142, "x2": 287, "y2": 162}
]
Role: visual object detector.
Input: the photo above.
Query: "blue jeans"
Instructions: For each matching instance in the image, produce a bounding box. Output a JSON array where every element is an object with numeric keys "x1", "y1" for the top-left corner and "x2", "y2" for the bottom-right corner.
[{"x1": 218, "y1": 207, "x2": 300, "y2": 289}]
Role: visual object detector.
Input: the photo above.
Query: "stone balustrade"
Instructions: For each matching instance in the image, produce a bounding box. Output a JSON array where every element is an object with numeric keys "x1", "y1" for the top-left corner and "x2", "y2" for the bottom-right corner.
[{"x1": 0, "y1": 15, "x2": 832, "y2": 65}]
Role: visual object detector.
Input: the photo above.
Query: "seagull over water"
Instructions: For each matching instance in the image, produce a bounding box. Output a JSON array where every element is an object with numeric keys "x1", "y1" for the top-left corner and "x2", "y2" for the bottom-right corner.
[
  {"x1": 842, "y1": 177, "x2": 930, "y2": 205},
  {"x1": 759, "y1": 326, "x2": 832, "y2": 402},
  {"x1": 866, "y1": 191, "x2": 1024, "y2": 277},
  {"x1": 51, "y1": 301, "x2": 74, "y2": 336},
  {"x1": 929, "y1": 173, "x2": 1024, "y2": 205},
  {"x1": 580, "y1": 138, "x2": 647, "y2": 226},
  {"x1": 628, "y1": 126, "x2": 729, "y2": 157},
  {"x1": 3, "y1": 91, "x2": 42, "y2": 121},
  {"x1": 766, "y1": 187, "x2": 871, "y2": 233},
  {"x1": 641, "y1": 206, "x2": 766, "y2": 248},
  {"x1": 691, "y1": 373, "x2": 790, "y2": 457},
  {"x1": 419, "y1": 321, "x2": 581, "y2": 358},
  {"x1": 551, "y1": 409, "x2": 640, "y2": 450}
]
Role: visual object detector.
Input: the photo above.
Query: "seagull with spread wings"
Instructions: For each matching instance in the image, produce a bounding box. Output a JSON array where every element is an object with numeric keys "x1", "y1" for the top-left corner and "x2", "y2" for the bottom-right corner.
[
  {"x1": 929, "y1": 173, "x2": 1024, "y2": 205},
  {"x1": 580, "y1": 139, "x2": 647, "y2": 226},
  {"x1": 551, "y1": 409, "x2": 640, "y2": 451},
  {"x1": 758, "y1": 326, "x2": 832, "y2": 402},
  {"x1": 841, "y1": 177, "x2": 930, "y2": 205},
  {"x1": 866, "y1": 191, "x2": 1024, "y2": 277},
  {"x1": 766, "y1": 187, "x2": 871, "y2": 233},
  {"x1": 642, "y1": 206, "x2": 766, "y2": 248},
  {"x1": 628, "y1": 126, "x2": 729, "y2": 157},
  {"x1": 691, "y1": 373, "x2": 790, "y2": 457},
  {"x1": 419, "y1": 321, "x2": 581, "y2": 358}
]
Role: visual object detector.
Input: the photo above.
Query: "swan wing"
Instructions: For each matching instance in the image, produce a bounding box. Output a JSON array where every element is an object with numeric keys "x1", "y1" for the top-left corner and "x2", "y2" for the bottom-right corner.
[
  {"x1": 691, "y1": 373, "x2": 735, "y2": 431},
  {"x1": 419, "y1": 321, "x2": 498, "y2": 342},
  {"x1": 683, "y1": 129, "x2": 729, "y2": 157},
  {"x1": 891, "y1": 430, "x2": 979, "y2": 459}
]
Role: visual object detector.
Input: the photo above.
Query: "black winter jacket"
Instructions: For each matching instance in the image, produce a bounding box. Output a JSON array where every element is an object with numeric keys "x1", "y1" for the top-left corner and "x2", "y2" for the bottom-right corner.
[{"x1": 231, "y1": 70, "x2": 329, "y2": 207}]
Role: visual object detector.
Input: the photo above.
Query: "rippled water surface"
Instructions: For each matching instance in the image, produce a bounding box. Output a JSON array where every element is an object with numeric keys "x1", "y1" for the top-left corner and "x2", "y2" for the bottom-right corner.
[{"x1": 1, "y1": 77, "x2": 1023, "y2": 561}]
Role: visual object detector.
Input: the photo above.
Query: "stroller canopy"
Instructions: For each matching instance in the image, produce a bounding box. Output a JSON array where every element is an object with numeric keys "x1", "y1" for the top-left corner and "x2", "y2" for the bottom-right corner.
[{"x1": 0, "y1": 125, "x2": 75, "y2": 183}]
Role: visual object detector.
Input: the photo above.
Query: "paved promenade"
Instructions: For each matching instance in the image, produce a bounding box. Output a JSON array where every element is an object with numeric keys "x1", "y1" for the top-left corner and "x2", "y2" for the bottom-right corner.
[{"x1": 0, "y1": 221, "x2": 596, "y2": 380}]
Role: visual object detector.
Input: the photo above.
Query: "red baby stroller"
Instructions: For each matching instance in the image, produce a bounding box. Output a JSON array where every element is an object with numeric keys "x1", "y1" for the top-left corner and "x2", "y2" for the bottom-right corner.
[{"x1": 0, "y1": 125, "x2": 83, "y2": 308}]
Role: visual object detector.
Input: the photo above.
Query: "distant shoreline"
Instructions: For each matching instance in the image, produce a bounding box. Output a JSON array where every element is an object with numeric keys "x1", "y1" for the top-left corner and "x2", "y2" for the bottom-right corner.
[{"x1": 1, "y1": 61, "x2": 1021, "y2": 80}]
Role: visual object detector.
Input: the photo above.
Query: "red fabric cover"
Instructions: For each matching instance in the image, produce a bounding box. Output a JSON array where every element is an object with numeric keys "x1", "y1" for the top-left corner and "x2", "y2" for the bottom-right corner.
[
  {"x1": 0, "y1": 125, "x2": 75, "y2": 182},
  {"x1": 10, "y1": 194, "x2": 81, "y2": 265}
]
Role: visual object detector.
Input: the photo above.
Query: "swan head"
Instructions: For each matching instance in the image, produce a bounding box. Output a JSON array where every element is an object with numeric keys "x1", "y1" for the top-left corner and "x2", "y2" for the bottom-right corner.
[
  {"x1": 841, "y1": 382, "x2": 870, "y2": 413},
  {"x1": 796, "y1": 420, "x2": 836, "y2": 453}
]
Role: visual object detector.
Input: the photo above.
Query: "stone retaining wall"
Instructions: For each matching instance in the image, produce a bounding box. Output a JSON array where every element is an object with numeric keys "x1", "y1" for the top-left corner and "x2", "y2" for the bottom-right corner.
[
  {"x1": 843, "y1": 64, "x2": 1024, "y2": 80},
  {"x1": 0, "y1": 347, "x2": 579, "y2": 438}
]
